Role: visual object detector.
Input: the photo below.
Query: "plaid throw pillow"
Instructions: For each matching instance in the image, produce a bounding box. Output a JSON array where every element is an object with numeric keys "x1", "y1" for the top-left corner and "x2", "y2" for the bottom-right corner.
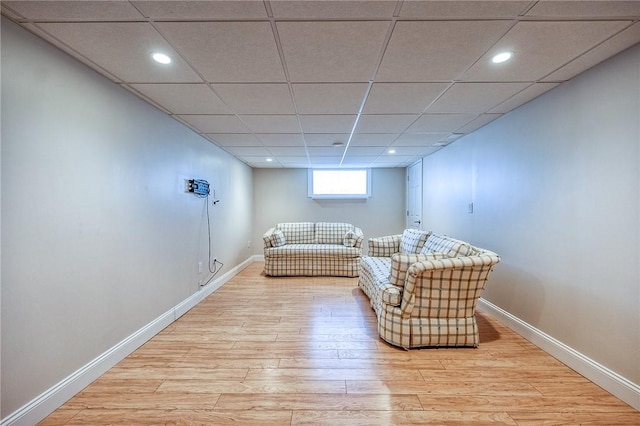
[
  {"x1": 269, "y1": 229, "x2": 286, "y2": 247},
  {"x1": 399, "y1": 229, "x2": 430, "y2": 254},
  {"x1": 389, "y1": 252, "x2": 448, "y2": 286},
  {"x1": 343, "y1": 230, "x2": 357, "y2": 247}
]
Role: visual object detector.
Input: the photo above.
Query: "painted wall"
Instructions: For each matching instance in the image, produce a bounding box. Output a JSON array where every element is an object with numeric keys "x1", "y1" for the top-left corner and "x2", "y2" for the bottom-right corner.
[
  {"x1": 252, "y1": 168, "x2": 406, "y2": 254},
  {"x1": 1, "y1": 19, "x2": 253, "y2": 417},
  {"x1": 422, "y1": 44, "x2": 639, "y2": 384}
]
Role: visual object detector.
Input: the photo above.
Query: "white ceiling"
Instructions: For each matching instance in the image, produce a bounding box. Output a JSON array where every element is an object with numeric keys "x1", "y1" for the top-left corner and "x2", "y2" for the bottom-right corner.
[{"x1": 3, "y1": 1, "x2": 640, "y2": 168}]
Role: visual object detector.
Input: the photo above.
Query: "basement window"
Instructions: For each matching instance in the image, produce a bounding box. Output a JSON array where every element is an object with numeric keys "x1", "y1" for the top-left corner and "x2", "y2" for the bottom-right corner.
[{"x1": 308, "y1": 169, "x2": 371, "y2": 199}]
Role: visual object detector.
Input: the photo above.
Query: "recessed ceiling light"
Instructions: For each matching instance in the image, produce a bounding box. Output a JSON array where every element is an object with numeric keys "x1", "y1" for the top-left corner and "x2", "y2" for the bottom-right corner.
[
  {"x1": 491, "y1": 51, "x2": 513, "y2": 64},
  {"x1": 387, "y1": 149, "x2": 396, "y2": 154},
  {"x1": 266, "y1": 158, "x2": 273, "y2": 162},
  {"x1": 151, "y1": 52, "x2": 172, "y2": 64}
]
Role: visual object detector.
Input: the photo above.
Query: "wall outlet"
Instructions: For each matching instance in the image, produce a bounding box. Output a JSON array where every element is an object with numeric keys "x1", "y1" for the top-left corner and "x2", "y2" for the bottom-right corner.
[
  {"x1": 468, "y1": 202, "x2": 474, "y2": 214},
  {"x1": 247, "y1": 240, "x2": 251, "y2": 248},
  {"x1": 198, "y1": 261, "x2": 203, "y2": 274}
]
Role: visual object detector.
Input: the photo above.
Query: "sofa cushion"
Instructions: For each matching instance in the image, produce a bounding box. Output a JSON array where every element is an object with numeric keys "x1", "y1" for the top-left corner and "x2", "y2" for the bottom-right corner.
[
  {"x1": 269, "y1": 229, "x2": 286, "y2": 247},
  {"x1": 316, "y1": 222, "x2": 353, "y2": 244},
  {"x1": 265, "y1": 244, "x2": 361, "y2": 259},
  {"x1": 389, "y1": 252, "x2": 448, "y2": 287},
  {"x1": 420, "y1": 233, "x2": 476, "y2": 257},
  {"x1": 343, "y1": 230, "x2": 357, "y2": 247},
  {"x1": 276, "y1": 222, "x2": 315, "y2": 244},
  {"x1": 400, "y1": 229, "x2": 430, "y2": 254}
]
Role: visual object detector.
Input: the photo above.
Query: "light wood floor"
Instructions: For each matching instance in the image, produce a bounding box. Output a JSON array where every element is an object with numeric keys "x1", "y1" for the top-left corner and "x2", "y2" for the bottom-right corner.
[{"x1": 40, "y1": 262, "x2": 639, "y2": 425}]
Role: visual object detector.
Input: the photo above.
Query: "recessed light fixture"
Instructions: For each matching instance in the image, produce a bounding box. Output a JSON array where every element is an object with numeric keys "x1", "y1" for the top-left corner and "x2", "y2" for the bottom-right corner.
[
  {"x1": 491, "y1": 51, "x2": 513, "y2": 64},
  {"x1": 266, "y1": 158, "x2": 273, "y2": 162},
  {"x1": 387, "y1": 149, "x2": 396, "y2": 154},
  {"x1": 151, "y1": 52, "x2": 172, "y2": 64}
]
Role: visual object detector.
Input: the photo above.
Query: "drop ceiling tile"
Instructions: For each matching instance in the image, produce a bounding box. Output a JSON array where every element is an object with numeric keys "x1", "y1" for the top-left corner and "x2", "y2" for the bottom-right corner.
[
  {"x1": 178, "y1": 115, "x2": 250, "y2": 133},
  {"x1": 307, "y1": 147, "x2": 344, "y2": 157},
  {"x1": 38, "y1": 22, "x2": 202, "y2": 83},
  {"x1": 309, "y1": 156, "x2": 343, "y2": 166},
  {"x1": 427, "y1": 82, "x2": 530, "y2": 113},
  {"x1": 157, "y1": 21, "x2": 285, "y2": 82},
  {"x1": 456, "y1": 114, "x2": 503, "y2": 133},
  {"x1": 392, "y1": 133, "x2": 450, "y2": 146},
  {"x1": 207, "y1": 134, "x2": 262, "y2": 147},
  {"x1": 356, "y1": 115, "x2": 418, "y2": 133},
  {"x1": 525, "y1": 1, "x2": 640, "y2": 18},
  {"x1": 406, "y1": 114, "x2": 476, "y2": 133},
  {"x1": 543, "y1": 22, "x2": 640, "y2": 82},
  {"x1": 489, "y1": 83, "x2": 560, "y2": 113},
  {"x1": 130, "y1": 84, "x2": 231, "y2": 114},
  {"x1": 277, "y1": 21, "x2": 390, "y2": 82},
  {"x1": 4, "y1": 1, "x2": 144, "y2": 20},
  {"x1": 303, "y1": 134, "x2": 350, "y2": 147},
  {"x1": 256, "y1": 134, "x2": 305, "y2": 147},
  {"x1": 267, "y1": 146, "x2": 308, "y2": 156},
  {"x1": 350, "y1": 134, "x2": 399, "y2": 146},
  {"x1": 224, "y1": 146, "x2": 272, "y2": 157},
  {"x1": 270, "y1": 1, "x2": 397, "y2": 18},
  {"x1": 346, "y1": 146, "x2": 387, "y2": 156},
  {"x1": 461, "y1": 21, "x2": 632, "y2": 82},
  {"x1": 132, "y1": 1, "x2": 269, "y2": 19},
  {"x1": 211, "y1": 84, "x2": 294, "y2": 114},
  {"x1": 278, "y1": 156, "x2": 310, "y2": 165},
  {"x1": 299, "y1": 115, "x2": 357, "y2": 133},
  {"x1": 363, "y1": 83, "x2": 450, "y2": 114},
  {"x1": 341, "y1": 157, "x2": 376, "y2": 167},
  {"x1": 372, "y1": 155, "x2": 416, "y2": 164},
  {"x1": 292, "y1": 83, "x2": 368, "y2": 114},
  {"x1": 376, "y1": 20, "x2": 513, "y2": 82},
  {"x1": 399, "y1": 1, "x2": 530, "y2": 18},
  {"x1": 240, "y1": 115, "x2": 300, "y2": 133},
  {"x1": 243, "y1": 157, "x2": 284, "y2": 168},
  {"x1": 384, "y1": 146, "x2": 439, "y2": 156}
]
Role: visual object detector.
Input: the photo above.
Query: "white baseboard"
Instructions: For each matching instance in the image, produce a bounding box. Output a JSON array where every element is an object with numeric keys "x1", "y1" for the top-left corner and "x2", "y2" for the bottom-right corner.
[
  {"x1": 1, "y1": 257, "x2": 255, "y2": 426},
  {"x1": 478, "y1": 298, "x2": 640, "y2": 411}
]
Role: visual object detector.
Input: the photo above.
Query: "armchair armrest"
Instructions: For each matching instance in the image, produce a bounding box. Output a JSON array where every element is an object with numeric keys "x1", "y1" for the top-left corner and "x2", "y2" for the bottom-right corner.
[
  {"x1": 353, "y1": 227, "x2": 365, "y2": 249},
  {"x1": 367, "y1": 234, "x2": 401, "y2": 257}
]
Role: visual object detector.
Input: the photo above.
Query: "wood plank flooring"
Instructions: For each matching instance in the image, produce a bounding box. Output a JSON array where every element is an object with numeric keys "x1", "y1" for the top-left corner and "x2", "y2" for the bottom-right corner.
[{"x1": 40, "y1": 262, "x2": 640, "y2": 425}]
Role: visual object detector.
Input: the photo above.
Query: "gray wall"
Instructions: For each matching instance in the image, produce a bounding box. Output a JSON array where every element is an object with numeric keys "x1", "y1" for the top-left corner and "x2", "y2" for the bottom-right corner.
[
  {"x1": 252, "y1": 168, "x2": 406, "y2": 254},
  {"x1": 1, "y1": 19, "x2": 253, "y2": 416},
  {"x1": 422, "y1": 44, "x2": 639, "y2": 384}
]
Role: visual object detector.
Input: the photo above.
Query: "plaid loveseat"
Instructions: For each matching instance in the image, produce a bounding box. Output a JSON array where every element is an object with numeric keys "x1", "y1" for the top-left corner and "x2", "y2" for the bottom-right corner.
[
  {"x1": 263, "y1": 222, "x2": 364, "y2": 277},
  {"x1": 358, "y1": 229, "x2": 500, "y2": 349}
]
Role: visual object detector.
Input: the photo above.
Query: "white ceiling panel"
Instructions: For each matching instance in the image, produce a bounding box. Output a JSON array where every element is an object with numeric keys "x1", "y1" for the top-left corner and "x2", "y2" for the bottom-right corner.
[
  {"x1": 211, "y1": 84, "x2": 294, "y2": 114},
  {"x1": 350, "y1": 134, "x2": 400, "y2": 146},
  {"x1": 256, "y1": 134, "x2": 305, "y2": 147},
  {"x1": 156, "y1": 21, "x2": 285, "y2": 82},
  {"x1": 543, "y1": 23, "x2": 640, "y2": 82},
  {"x1": 207, "y1": 134, "x2": 262, "y2": 147},
  {"x1": 304, "y1": 134, "x2": 350, "y2": 147},
  {"x1": 292, "y1": 83, "x2": 368, "y2": 114},
  {"x1": 277, "y1": 21, "x2": 390, "y2": 82},
  {"x1": 489, "y1": 83, "x2": 560, "y2": 113},
  {"x1": 37, "y1": 22, "x2": 202, "y2": 83},
  {"x1": 7, "y1": 0, "x2": 639, "y2": 168},
  {"x1": 240, "y1": 115, "x2": 300, "y2": 133},
  {"x1": 4, "y1": 1, "x2": 144, "y2": 20},
  {"x1": 363, "y1": 83, "x2": 450, "y2": 114},
  {"x1": 178, "y1": 115, "x2": 250, "y2": 134},
  {"x1": 427, "y1": 82, "x2": 530, "y2": 113},
  {"x1": 406, "y1": 114, "x2": 476, "y2": 133},
  {"x1": 356, "y1": 115, "x2": 418, "y2": 133},
  {"x1": 462, "y1": 21, "x2": 633, "y2": 82},
  {"x1": 299, "y1": 115, "x2": 357, "y2": 133},
  {"x1": 132, "y1": 1, "x2": 269, "y2": 19},
  {"x1": 130, "y1": 84, "x2": 231, "y2": 114},
  {"x1": 525, "y1": 1, "x2": 640, "y2": 18},
  {"x1": 399, "y1": 1, "x2": 531, "y2": 19},
  {"x1": 376, "y1": 20, "x2": 513, "y2": 81},
  {"x1": 270, "y1": 1, "x2": 397, "y2": 19}
]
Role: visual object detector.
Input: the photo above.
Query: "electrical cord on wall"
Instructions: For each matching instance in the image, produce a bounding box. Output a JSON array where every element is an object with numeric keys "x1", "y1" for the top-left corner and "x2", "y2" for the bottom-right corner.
[{"x1": 200, "y1": 193, "x2": 223, "y2": 287}]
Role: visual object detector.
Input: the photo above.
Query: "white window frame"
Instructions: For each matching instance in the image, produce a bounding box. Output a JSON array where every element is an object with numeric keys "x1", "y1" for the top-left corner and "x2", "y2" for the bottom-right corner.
[{"x1": 307, "y1": 168, "x2": 372, "y2": 199}]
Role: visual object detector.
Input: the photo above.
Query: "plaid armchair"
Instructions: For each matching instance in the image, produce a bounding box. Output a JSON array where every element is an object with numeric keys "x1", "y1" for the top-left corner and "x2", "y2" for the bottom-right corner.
[{"x1": 359, "y1": 230, "x2": 500, "y2": 349}]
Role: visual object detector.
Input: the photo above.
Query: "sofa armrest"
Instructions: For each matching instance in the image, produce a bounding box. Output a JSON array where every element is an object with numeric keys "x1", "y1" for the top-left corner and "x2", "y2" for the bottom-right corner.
[
  {"x1": 353, "y1": 227, "x2": 365, "y2": 249},
  {"x1": 262, "y1": 227, "x2": 276, "y2": 249},
  {"x1": 367, "y1": 234, "x2": 401, "y2": 257},
  {"x1": 380, "y1": 283, "x2": 402, "y2": 306}
]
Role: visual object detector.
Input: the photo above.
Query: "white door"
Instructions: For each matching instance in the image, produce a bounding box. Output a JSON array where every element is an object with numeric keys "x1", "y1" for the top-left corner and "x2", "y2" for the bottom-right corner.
[{"x1": 407, "y1": 160, "x2": 423, "y2": 229}]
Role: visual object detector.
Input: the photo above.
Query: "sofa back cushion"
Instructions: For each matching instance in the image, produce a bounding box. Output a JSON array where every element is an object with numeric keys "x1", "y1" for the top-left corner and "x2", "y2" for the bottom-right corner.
[
  {"x1": 389, "y1": 252, "x2": 448, "y2": 286},
  {"x1": 316, "y1": 222, "x2": 353, "y2": 244},
  {"x1": 400, "y1": 229, "x2": 430, "y2": 254},
  {"x1": 276, "y1": 222, "x2": 315, "y2": 244},
  {"x1": 420, "y1": 233, "x2": 475, "y2": 257}
]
